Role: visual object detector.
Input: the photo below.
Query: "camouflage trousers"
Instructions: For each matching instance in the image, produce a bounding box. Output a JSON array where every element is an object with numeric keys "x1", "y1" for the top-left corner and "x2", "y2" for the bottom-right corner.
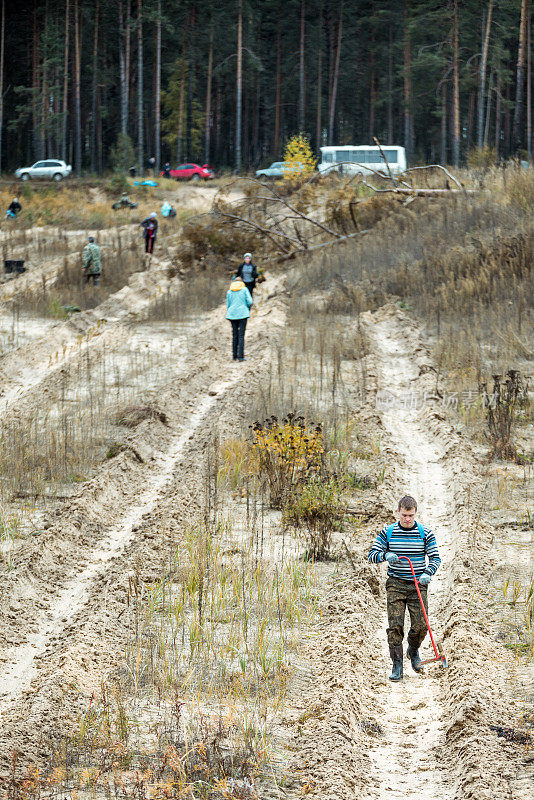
[{"x1": 386, "y1": 576, "x2": 428, "y2": 649}]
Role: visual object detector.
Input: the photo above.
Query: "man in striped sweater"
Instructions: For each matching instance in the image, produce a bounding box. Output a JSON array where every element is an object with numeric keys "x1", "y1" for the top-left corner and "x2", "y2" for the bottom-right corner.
[{"x1": 368, "y1": 495, "x2": 441, "y2": 681}]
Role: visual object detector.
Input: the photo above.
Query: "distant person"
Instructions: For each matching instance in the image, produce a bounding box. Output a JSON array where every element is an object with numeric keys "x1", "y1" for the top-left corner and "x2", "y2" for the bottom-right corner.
[
  {"x1": 6, "y1": 197, "x2": 22, "y2": 218},
  {"x1": 226, "y1": 276, "x2": 253, "y2": 362},
  {"x1": 368, "y1": 496, "x2": 441, "y2": 681},
  {"x1": 82, "y1": 236, "x2": 102, "y2": 286},
  {"x1": 141, "y1": 212, "x2": 158, "y2": 254},
  {"x1": 148, "y1": 156, "x2": 156, "y2": 176},
  {"x1": 236, "y1": 252, "x2": 259, "y2": 297},
  {"x1": 129, "y1": 165, "x2": 136, "y2": 177},
  {"x1": 161, "y1": 200, "x2": 176, "y2": 218},
  {"x1": 163, "y1": 162, "x2": 171, "y2": 179}
]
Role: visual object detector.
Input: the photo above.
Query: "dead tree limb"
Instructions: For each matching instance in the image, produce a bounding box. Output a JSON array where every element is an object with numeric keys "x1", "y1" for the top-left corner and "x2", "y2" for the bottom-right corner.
[
  {"x1": 400, "y1": 164, "x2": 462, "y2": 188},
  {"x1": 214, "y1": 210, "x2": 300, "y2": 252},
  {"x1": 220, "y1": 176, "x2": 343, "y2": 239},
  {"x1": 373, "y1": 136, "x2": 397, "y2": 186}
]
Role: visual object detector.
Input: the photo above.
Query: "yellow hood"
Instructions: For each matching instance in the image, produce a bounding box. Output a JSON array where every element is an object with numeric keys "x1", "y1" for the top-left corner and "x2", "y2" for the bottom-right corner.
[{"x1": 230, "y1": 279, "x2": 245, "y2": 291}]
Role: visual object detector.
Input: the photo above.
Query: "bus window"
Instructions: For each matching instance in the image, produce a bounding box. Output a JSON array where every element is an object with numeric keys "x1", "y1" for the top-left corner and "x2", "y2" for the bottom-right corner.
[{"x1": 383, "y1": 149, "x2": 398, "y2": 163}]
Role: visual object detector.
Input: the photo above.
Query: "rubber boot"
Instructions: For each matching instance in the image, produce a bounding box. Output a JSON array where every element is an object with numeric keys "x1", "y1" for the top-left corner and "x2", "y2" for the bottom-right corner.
[
  {"x1": 407, "y1": 644, "x2": 422, "y2": 673},
  {"x1": 389, "y1": 645, "x2": 403, "y2": 681}
]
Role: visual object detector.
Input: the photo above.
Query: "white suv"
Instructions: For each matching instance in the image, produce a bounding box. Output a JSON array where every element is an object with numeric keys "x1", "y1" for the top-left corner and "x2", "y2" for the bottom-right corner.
[{"x1": 15, "y1": 159, "x2": 72, "y2": 181}]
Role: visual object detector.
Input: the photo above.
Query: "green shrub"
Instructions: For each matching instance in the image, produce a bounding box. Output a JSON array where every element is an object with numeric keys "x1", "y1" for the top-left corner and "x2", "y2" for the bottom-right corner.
[
  {"x1": 252, "y1": 414, "x2": 324, "y2": 508},
  {"x1": 105, "y1": 171, "x2": 131, "y2": 196},
  {"x1": 282, "y1": 477, "x2": 345, "y2": 560},
  {"x1": 108, "y1": 132, "x2": 135, "y2": 172}
]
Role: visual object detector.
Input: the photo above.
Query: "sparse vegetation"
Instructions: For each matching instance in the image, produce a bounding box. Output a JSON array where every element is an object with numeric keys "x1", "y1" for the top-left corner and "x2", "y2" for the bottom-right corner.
[
  {"x1": 282, "y1": 477, "x2": 345, "y2": 560},
  {"x1": 251, "y1": 414, "x2": 324, "y2": 508}
]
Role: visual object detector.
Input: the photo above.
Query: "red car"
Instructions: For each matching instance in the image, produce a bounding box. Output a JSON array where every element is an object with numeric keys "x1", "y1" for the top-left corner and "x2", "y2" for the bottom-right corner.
[{"x1": 161, "y1": 163, "x2": 215, "y2": 181}]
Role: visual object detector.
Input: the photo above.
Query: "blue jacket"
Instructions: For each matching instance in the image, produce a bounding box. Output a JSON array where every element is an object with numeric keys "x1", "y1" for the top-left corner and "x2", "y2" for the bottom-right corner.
[
  {"x1": 368, "y1": 521, "x2": 441, "y2": 581},
  {"x1": 226, "y1": 280, "x2": 253, "y2": 320}
]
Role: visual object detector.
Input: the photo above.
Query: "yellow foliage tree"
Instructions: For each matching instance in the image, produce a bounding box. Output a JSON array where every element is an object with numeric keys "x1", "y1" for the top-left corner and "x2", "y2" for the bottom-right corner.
[{"x1": 282, "y1": 134, "x2": 317, "y2": 180}]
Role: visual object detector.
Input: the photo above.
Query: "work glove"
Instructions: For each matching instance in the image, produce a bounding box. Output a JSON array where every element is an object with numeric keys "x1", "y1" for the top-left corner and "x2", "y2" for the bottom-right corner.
[
  {"x1": 418, "y1": 573, "x2": 431, "y2": 586},
  {"x1": 385, "y1": 552, "x2": 400, "y2": 565}
]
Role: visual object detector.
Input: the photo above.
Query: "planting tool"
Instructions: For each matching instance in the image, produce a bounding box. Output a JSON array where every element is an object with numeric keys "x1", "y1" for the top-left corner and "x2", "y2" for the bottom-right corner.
[{"x1": 398, "y1": 555, "x2": 447, "y2": 669}]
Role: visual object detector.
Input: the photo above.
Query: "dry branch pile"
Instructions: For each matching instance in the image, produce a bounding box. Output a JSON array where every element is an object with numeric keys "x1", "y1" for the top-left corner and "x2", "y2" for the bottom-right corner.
[{"x1": 178, "y1": 153, "x2": 472, "y2": 271}]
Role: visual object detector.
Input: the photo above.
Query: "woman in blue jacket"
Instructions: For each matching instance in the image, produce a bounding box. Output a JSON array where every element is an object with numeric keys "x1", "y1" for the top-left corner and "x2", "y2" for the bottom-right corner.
[{"x1": 226, "y1": 277, "x2": 253, "y2": 361}]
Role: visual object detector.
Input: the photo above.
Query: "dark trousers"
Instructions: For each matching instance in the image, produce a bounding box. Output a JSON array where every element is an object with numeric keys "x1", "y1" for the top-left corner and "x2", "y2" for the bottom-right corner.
[
  {"x1": 85, "y1": 273, "x2": 100, "y2": 286},
  {"x1": 230, "y1": 318, "x2": 247, "y2": 360},
  {"x1": 386, "y1": 577, "x2": 428, "y2": 649},
  {"x1": 244, "y1": 281, "x2": 255, "y2": 297},
  {"x1": 145, "y1": 236, "x2": 155, "y2": 254}
]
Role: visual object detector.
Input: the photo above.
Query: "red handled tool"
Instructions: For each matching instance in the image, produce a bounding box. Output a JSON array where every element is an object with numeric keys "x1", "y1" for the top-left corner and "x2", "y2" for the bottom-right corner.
[{"x1": 398, "y1": 555, "x2": 447, "y2": 669}]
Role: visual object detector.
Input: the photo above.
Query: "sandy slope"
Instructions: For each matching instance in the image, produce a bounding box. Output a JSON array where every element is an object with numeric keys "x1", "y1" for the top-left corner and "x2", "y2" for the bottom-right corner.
[
  {"x1": 285, "y1": 304, "x2": 530, "y2": 800},
  {"x1": 0, "y1": 276, "x2": 286, "y2": 770},
  {"x1": 0, "y1": 277, "x2": 530, "y2": 795}
]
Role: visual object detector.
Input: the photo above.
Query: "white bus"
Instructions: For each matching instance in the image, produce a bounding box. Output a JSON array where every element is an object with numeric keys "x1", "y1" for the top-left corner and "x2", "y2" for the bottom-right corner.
[{"x1": 319, "y1": 145, "x2": 407, "y2": 175}]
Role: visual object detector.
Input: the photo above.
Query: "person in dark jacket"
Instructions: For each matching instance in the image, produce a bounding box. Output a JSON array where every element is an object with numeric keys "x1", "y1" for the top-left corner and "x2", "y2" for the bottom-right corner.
[
  {"x1": 163, "y1": 162, "x2": 172, "y2": 179},
  {"x1": 7, "y1": 198, "x2": 22, "y2": 217},
  {"x1": 141, "y1": 212, "x2": 158, "y2": 254},
  {"x1": 236, "y1": 252, "x2": 259, "y2": 297}
]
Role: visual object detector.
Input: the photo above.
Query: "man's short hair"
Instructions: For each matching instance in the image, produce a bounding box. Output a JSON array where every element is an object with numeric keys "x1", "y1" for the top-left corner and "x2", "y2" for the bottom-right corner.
[
  {"x1": 88, "y1": 236, "x2": 95, "y2": 243},
  {"x1": 398, "y1": 495, "x2": 417, "y2": 511}
]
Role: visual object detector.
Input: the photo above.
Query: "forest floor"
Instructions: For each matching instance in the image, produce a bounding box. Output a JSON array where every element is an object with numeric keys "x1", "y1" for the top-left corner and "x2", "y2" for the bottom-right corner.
[{"x1": 0, "y1": 189, "x2": 531, "y2": 799}]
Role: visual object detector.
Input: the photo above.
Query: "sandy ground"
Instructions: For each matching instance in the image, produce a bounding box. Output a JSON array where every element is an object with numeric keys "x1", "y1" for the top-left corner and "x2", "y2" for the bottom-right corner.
[
  {"x1": 282, "y1": 305, "x2": 532, "y2": 800},
  {"x1": 0, "y1": 232, "x2": 530, "y2": 796}
]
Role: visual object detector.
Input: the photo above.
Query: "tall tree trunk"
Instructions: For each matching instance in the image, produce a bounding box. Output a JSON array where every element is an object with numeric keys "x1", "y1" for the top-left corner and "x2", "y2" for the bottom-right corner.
[
  {"x1": 441, "y1": 79, "x2": 447, "y2": 163},
  {"x1": 33, "y1": 1, "x2": 43, "y2": 159},
  {"x1": 126, "y1": 0, "x2": 131, "y2": 132},
  {"x1": 119, "y1": 0, "x2": 125, "y2": 138},
  {"x1": 387, "y1": 19, "x2": 393, "y2": 143},
  {"x1": 274, "y1": 15, "x2": 281, "y2": 156},
  {"x1": 298, "y1": 0, "x2": 305, "y2": 131},
  {"x1": 176, "y1": 32, "x2": 187, "y2": 164},
  {"x1": 90, "y1": 0, "x2": 99, "y2": 173},
  {"x1": 528, "y1": 4, "x2": 532, "y2": 159},
  {"x1": 403, "y1": 0, "x2": 413, "y2": 159},
  {"x1": 466, "y1": 86, "x2": 475, "y2": 151},
  {"x1": 74, "y1": 0, "x2": 81, "y2": 175},
  {"x1": 61, "y1": 0, "x2": 70, "y2": 161},
  {"x1": 41, "y1": 2, "x2": 48, "y2": 159},
  {"x1": 236, "y1": 0, "x2": 242, "y2": 171},
  {"x1": 483, "y1": 70, "x2": 493, "y2": 146},
  {"x1": 316, "y1": 6, "x2": 322, "y2": 152},
  {"x1": 215, "y1": 78, "x2": 221, "y2": 163},
  {"x1": 137, "y1": 0, "x2": 143, "y2": 174},
  {"x1": 155, "y1": 0, "x2": 161, "y2": 172},
  {"x1": 369, "y1": 27, "x2": 375, "y2": 141},
  {"x1": 512, "y1": 0, "x2": 529, "y2": 153},
  {"x1": 0, "y1": 0, "x2": 5, "y2": 172},
  {"x1": 205, "y1": 23, "x2": 213, "y2": 164},
  {"x1": 477, "y1": 0, "x2": 493, "y2": 148},
  {"x1": 186, "y1": 4, "x2": 196, "y2": 161},
  {"x1": 504, "y1": 77, "x2": 511, "y2": 154},
  {"x1": 327, "y1": 0, "x2": 343, "y2": 145},
  {"x1": 495, "y1": 71, "x2": 501, "y2": 155},
  {"x1": 253, "y1": 67, "x2": 260, "y2": 163},
  {"x1": 451, "y1": 0, "x2": 460, "y2": 166}
]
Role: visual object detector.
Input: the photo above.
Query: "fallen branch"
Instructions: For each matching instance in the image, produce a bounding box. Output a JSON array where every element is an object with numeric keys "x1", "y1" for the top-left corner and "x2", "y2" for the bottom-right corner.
[{"x1": 214, "y1": 210, "x2": 299, "y2": 252}]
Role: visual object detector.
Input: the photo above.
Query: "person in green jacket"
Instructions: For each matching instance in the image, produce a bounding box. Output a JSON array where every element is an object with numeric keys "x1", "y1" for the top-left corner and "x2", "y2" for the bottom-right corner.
[
  {"x1": 226, "y1": 277, "x2": 253, "y2": 361},
  {"x1": 82, "y1": 236, "x2": 102, "y2": 286}
]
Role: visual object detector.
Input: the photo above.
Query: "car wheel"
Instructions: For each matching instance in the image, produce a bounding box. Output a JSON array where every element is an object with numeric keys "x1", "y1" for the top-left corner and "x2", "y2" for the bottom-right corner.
[
  {"x1": 21, "y1": 173, "x2": 30, "y2": 181},
  {"x1": 191, "y1": 174, "x2": 201, "y2": 182},
  {"x1": 53, "y1": 173, "x2": 63, "y2": 182}
]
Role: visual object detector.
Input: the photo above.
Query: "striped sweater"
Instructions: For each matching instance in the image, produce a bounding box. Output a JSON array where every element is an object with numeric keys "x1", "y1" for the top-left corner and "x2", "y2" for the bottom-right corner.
[{"x1": 368, "y1": 521, "x2": 441, "y2": 581}]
